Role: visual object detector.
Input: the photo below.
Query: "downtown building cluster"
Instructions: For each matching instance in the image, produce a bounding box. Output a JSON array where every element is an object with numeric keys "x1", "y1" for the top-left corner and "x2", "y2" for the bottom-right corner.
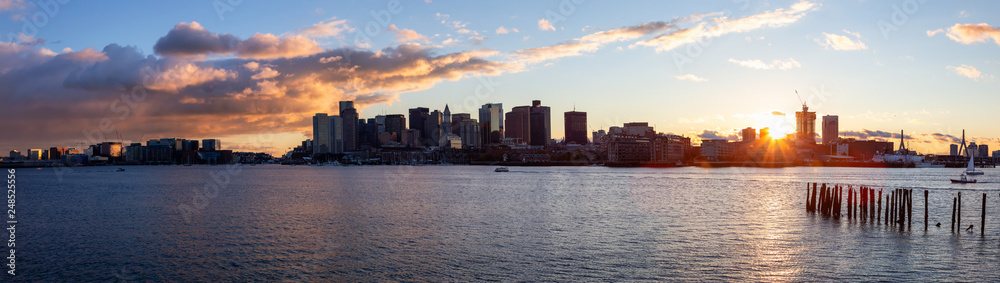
[{"x1": 4, "y1": 138, "x2": 272, "y2": 167}]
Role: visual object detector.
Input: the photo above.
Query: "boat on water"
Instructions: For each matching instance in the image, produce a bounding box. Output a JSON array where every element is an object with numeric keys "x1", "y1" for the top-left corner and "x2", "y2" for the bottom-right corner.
[
  {"x1": 951, "y1": 174, "x2": 977, "y2": 184},
  {"x1": 494, "y1": 167, "x2": 509, "y2": 172},
  {"x1": 964, "y1": 152, "x2": 984, "y2": 175},
  {"x1": 116, "y1": 168, "x2": 125, "y2": 172}
]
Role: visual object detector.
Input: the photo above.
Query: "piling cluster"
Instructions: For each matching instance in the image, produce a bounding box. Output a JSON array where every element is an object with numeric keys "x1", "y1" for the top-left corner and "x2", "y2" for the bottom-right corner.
[{"x1": 805, "y1": 183, "x2": 990, "y2": 235}]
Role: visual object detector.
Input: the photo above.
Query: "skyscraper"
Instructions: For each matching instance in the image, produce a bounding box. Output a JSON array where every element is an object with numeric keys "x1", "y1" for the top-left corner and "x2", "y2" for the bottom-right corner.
[
  {"x1": 741, "y1": 127, "x2": 756, "y2": 143},
  {"x1": 459, "y1": 119, "x2": 481, "y2": 148},
  {"x1": 340, "y1": 102, "x2": 359, "y2": 151},
  {"x1": 529, "y1": 100, "x2": 551, "y2": 147},
  {"x1": 979, "y1": 144, "x2": 989, "y2": 158},
  {"x1": 950, "y1": 144, "x2": 959, "y2": 156},
  {"x1": 424, "y1": 110, "x2": 442, "y2": 147},
  {"x1": 479, "y1": 103, "x2": 503, "y2": 144},
  {"x1": 795, "y1": 104, "x2": 816, "y2": 143},
  {"x1": 442, "y1": 104, "x2": 452, "y2": 136},
  {"x1": 822, "y1": 115, "x2": 838, "y2": 145},
  {"x1": 330, "y1": 115, "x2": 344, "y2": 153},
  {"x1": 201, "y1": 139, "x2": 221, "y2": 151},
  {"x1": 564, "y1": 110, "x2": 588, "y2": 144},
  {"x1": 409, "y1": 107, "x2": 429, "y2": 146},
  {"x1": 451, "y1": 113, "x2": 471, "y2": 136},
  {"x1": 312, "y1": 113, "x2": 330, "y2": 154},
  {"x1": 505, "y1": 106, "x2": 531, "y2": 144},
  {"x1": 385, "y1": 114, "x2": 406, "y2": 143}
]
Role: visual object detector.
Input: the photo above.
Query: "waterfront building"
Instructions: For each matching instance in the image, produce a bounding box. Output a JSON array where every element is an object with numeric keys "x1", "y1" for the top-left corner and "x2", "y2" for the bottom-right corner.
[
  {"x1": 505, "y1": 106, "x2": 531, "y2": 145},
  {"x1": 8, "y1": 150, "x2": 21, "y2": 161},
  {"x1": 48, "y1": 147, "x2": 67, "y2": 160},
  {"x1": 424, "y1": 110, "x2": 442, "y2": 147},
  {"x1": 623, "y1": 122, "x2": 654, "y2": 137},
  {"x1": 564, "y1": 110, "x2": 588, "y2": 145},
  {"x1": 312, "y1": 113, "x2": 330, "y2": 154},
  {"x1": 330, "y1": 115, "x2": 344, "y2": 153},
  {"x1": 741, "y1": 127, "x2": 756, "y2": 143},
  {"x1": 340, "y1": 101, "x2": 359, "y2": 151},
  {"x1": 796, "y1": 103, "x2": 816, "y2": 143},
  {"x1": 592, "y1": 130, "x2": 606, "y2": 144},
  {"x1": 201, "y1": 139, "x2": 221, "y2": 151},
  {"x1": 451, "y1": 113, "x2": 471, "y2": 135},
  {"x1": 700, "y1": 139, "x2": 736, "y2": 161},
  {"x1": 979, "y1": 144, "x2": 989, "y2": 159},
  {"x1": 822, "y1": 115, "x2": 838, "y2": 145},
  {"x1": 529, "y1": 100, "x2": 551, "y2": 147},
  {"x1": 479, "y1": 103, "x2": 504, "y2": 144},
  {"x1": 28, "y1": 149, "x2": 42, "y2": 160},
  {"x1": 459, "y1": 119, "x2": 481, "y2": 148},
  {"x1": 384, "y1": 114, "x2": 406, "y2": 143},
  {"x1": 442, "y1": 105, "x2": 452, "y2": 136},
  {"x1": 950, "y1": 144, "x2": 959, "y2": 156}
]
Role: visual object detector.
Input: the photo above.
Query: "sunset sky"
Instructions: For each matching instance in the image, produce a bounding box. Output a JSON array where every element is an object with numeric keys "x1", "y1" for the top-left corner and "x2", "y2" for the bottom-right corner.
[{"x1": 1, "y1": 0, "x2": 998, "y2": 156}]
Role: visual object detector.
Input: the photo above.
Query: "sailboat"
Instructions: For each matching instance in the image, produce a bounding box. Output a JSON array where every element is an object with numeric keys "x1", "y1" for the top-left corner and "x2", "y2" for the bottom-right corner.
[{"x1": 965, "y1": 151, "x2": 984, "y2": 175}]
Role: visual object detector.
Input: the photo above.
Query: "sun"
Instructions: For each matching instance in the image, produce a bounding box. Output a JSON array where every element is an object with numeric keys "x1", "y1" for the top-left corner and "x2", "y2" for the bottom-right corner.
[{"x1": 759, "y1": 114, "x2": 795, "y2": 139}]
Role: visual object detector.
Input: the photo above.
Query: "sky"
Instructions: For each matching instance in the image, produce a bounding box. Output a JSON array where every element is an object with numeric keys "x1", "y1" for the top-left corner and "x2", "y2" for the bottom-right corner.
[{"x1": 0, "y1": 0, "x2": 998, "y2": 156}]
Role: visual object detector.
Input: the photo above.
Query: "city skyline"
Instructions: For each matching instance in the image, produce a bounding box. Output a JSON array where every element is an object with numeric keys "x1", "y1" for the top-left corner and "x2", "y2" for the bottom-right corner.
[{"x1": 2, "y1": 1, "x2": 999, "y2": 156}]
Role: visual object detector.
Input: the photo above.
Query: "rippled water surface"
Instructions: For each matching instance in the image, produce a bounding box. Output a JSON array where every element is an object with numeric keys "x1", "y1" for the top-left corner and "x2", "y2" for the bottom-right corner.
[{"x1": 15, "y1": 165, "x2": 1000, "y2": 281}]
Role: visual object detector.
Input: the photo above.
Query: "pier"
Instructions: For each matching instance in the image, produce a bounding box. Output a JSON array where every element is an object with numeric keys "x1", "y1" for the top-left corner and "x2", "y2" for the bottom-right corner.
[{"x1": 805, "y1": 183, "x2": 991, "y2": 235}]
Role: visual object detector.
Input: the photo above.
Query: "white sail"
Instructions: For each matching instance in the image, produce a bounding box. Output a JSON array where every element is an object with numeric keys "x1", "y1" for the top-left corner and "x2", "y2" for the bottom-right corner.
[{"x1": 967, "y1": 151, "x2": 975, "y2": 171}]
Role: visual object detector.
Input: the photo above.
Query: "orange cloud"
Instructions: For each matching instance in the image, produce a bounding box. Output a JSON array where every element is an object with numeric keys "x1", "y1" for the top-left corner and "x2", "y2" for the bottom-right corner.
[{"x1": 930, "y1": 23, "x2": 1000, "y2": 46}]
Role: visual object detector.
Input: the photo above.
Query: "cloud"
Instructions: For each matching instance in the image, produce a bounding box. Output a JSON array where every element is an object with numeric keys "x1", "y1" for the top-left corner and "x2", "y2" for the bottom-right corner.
[
  {"x1": 293, "y1": 17, "x2": 353, "y2": 39},
  {"x1": 495, "y1": 26, "x2": 517, "y2": 34},
  {"x1": 840, "y1": 129, "x2": 911, "y2": 141},
  {"x1": 771, "y1": 111, "x2": 785, "y2": 116},
  {"x1": 816, "y1": 30, "x2": 867, "y2": 50},
  {"x1": 538, "y1": 18, "x2": 555, "y2": 31},
  {"x1": 675, "y1": 74, "x2": 708, "y2": 82},
  {"x1": 387, "y1": 24, "x2": 427, "y2": 43},
  {"x1": 929, "y1": 23, "x2": 1000, "y2": 46},
  {"x1": 0, "y1": 27, "x2": 510, "y2": 155},
  {"x1": 728, "y1": 58, "x2": 801, "y2": 70},
  {"x1": 697, "y1": 130, "x2": 739, "y2": 141},
  {"x1": 153, "y1": 22, "x2": 323, "y2": 59},
  {"x1": 947, "y1": 64, "x2": 991, "y2": 81},
  {"x1": 633, "y1": 1, "x2": 818, "y2": 52},
  {"x1": 0, "y1": 0, "x2": 25, "y2": 12}
]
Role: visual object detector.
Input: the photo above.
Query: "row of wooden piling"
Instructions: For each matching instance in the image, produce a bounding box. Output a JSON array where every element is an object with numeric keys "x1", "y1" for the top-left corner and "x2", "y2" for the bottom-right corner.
[{"x1": 806, "y1": 183, "x2": 992, "y2": 234}]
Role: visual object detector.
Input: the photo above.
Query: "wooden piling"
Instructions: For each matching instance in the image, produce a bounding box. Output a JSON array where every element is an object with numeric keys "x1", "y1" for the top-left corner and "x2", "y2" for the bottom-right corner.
[
  {"x1": 861, "y1": 187, "x2": 866, "y2": 221},
  {"x1": 810, "y1": 183, "x2": 817, "y2": 213},
  {"x1": 878, "y1": 189, "x2": 882, "y2": 224},
  {"x1": 820, "y1": 184, "x2": 827, "y2": 216},
  {"x1": 958, "y1": 192, "x2": 962, "y2": 232},
  {"x1": 870, "y1": 188, "x2": 876, "y2": 221},
  {"x1": 848, "y1": 187, "x2": 854, "y2": 219},
  {"x1": 924, "y1": 190, "x2": 928, "y2": 231},
  {"x1": 907, "y1": 189, "x2": 912, "y2": 230},
  {"x1": 836, "y1": 185, "x2": 842, "y2": 218},
  {"x1": 982, "y1": 193, "x2": 986, "y2": 235},
  {"x1": 952, "y1": 197, "x2": 957, "y2": 232}
]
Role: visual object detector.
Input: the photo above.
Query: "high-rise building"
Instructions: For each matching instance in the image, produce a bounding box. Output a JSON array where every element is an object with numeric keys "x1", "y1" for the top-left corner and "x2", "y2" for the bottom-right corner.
[
  {"x1": 424, "y1": 110, "x2": 442, "y2": 147},
  {"x1": 375, "y1": 115, "x2": 386, "y2": 133},
  {"x1": 385, "y1": 114, "x2": 406, "y2": 143},
  {"x1": 623, "y1": 122, "x2": 653, "y2": 137},
  {"x1": 408, "y1": 107, "x2": 429, "y2": 146},
  {"x1": 950, "y1": 144, "x2": 959, "y2": 156},
  {"x1": 8, "y1": 150, "x2": 21, "y2": 160},
  {"x1": 993, "y1": 150, "x2": 1000, "y2": 158},
  {"x1": 28, "y1": 149, "x2": 42, "y2": 160},
  {"x1": 968, "y1": 142, "x2": 978, "y2": 157},
  {"x1": 529, "y1": 100, "x2": 551, "y2": 147},
  {"x1": 479, "y1": 103, "x2": 503, "y2": 144},
  {"x1": 796, "y1": 104, "x2": 816, "y2": 143},
  {"x1": 979, "y1": 144, "x2": 989, "y2": 158},
  {"x1": 330, "y1": 115, "x2": 344, "y2": 153},
  {"x1": 451, "y1": 113, "x2": 471, "y2": 136},
  {"x1": 592, "y1": 130, "x2": 606, "y2": 144},
  {"x1": 741, "y1": 127, "x2": 756, "y2": 143},
  {"x1": 48, "y1": 147, "x2": 67, "y2": 160},
  {"x1": 442, "y1": 104, "x2": 452, "y2": 136},
  {"x1": 822, "y1": 115, "x2": 838, "y2": 145},
  {"x1": 201, "y1": 139, "x2": 221, "y2": 151},
  {"x1": 360, "y1": 118, "x2": 377, "y2": 150},
  {"x1": 505, "y1": 106, "x2": 531, "y2": 144},
  {"x1": 459, "y1": 119, "x2": 481, "y2": 148},
  {"x1": 99, "y1": 142, "x2": 123, "y2": 158},
  {"x1": 564, "y1": 110, "x2": 588, "y2": 144},
  {"x1": 312, "y1": 113, "x2": 330, "y2": 154},
  {"x1": 341, "y1": 103, "x2": 359, "y2": 151},
  {"x1": 183, "y1": 140, "x2": 199, "y2": 151}
]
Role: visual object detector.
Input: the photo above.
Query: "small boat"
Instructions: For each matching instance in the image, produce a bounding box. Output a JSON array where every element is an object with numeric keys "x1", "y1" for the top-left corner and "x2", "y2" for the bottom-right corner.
[
  {"x1": 951, "y1": 174, "x2": 977, "y2": 184},
  {"x1": 965, "y1": 152, "x2": 984, "y2": 175},
  {"x1": 116, "y1": 167, "x2": 125, "y2": 172},
  {"x1": 494, "y1": 167, "x2": 509, "y2": 172}
]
